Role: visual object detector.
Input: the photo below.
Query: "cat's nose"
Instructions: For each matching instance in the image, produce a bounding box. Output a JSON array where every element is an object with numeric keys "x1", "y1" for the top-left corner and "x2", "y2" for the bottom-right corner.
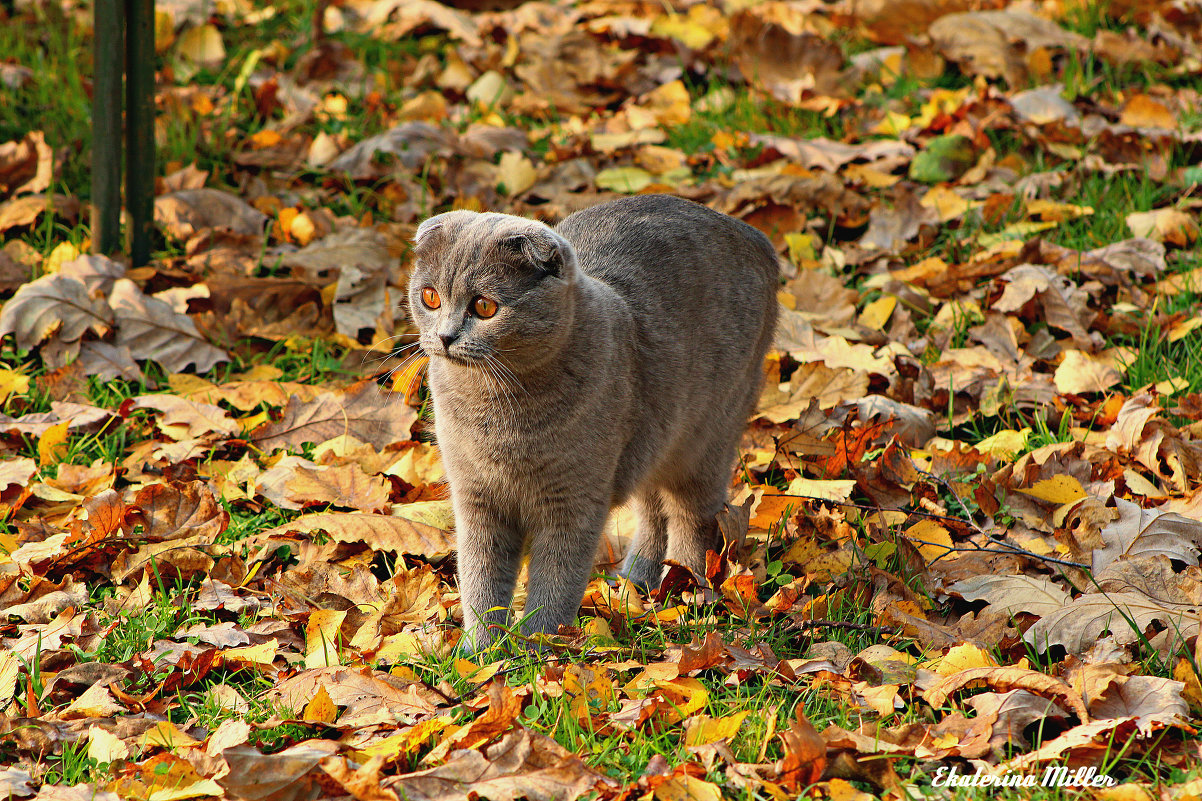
[{"x1": 439, "y1": 332, "x2": 457, "y2": 350}]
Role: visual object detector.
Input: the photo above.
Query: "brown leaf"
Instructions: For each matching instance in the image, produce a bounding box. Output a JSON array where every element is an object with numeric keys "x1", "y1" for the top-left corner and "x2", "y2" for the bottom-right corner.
[
  {"x1": 0, "y1": 193, "x2": 79, "y2": 233},
  {"x1": 260, "y1": 510, "x2": 452, "y2": 556},
  {"x1": 0, "y1": 274, "x2": 113, "y2": 349},
  {"x1": 128, "y1": 481, "x2": 228, "y2": 543},
  {"x1": 924, "y1": 666, "x2": 1090, "y2": 722},
  {"x1": 280, "y1": 227, "x2": 395, "y2": 341},
  {"x1": 76, "y1": 341, "x2": 147, "y2": 382},
  {"x1": 110, "y1": 278, "x2": 229, "y2": 374},
  {"x1": 130, "y1": 394, "x2": 241, "y2": 440},
  {"x1": 774, "y1": 708, "x2": 826, "y2": 791},
  {"x1": 729, "y1": 11, "x2": 845, "y2": 102},
  {"x1": 0, "y1": 131, "x2": 52, "y2": 199},
  {"x1": 1024, "y1": 591, "x2": 1197, "y2": 653},
  {"x1": 946, "y1": 575, "x2": 1071, "y2": 617},
  {"x1": 154, "y1": 188, "x2": 268, "y2": 240},
  {"x1": 283, "y1": 464, "x2": 392, "y2": 513},
  {"x1": 929, "y1": 10, "x2": 1087, "y2": 86},
  {"x1": 1088, "y1": 675, "x2": 1188, "y2": 733},
  {"x1": 386, "y1": 727, "x2": 605, "y2": 801},
  {"x1": 252, "y1": 379, "x2": 417, "y2": 452},
  {"x1": 0, "y1": 401, "x2": 111, "y2": 437},
  {"x1": 1090, "y1": 498, "x2": 1201, "y2": 571}
]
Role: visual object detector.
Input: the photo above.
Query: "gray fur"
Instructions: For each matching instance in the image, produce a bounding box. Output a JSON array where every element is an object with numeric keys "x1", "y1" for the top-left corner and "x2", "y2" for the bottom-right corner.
[{"x1": 407, "y1": 195, "x2": 778, "y2": 652}]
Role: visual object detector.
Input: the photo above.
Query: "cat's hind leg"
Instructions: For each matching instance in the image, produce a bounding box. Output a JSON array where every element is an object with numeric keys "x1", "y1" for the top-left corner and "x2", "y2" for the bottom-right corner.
[
  {"x1": 619, "y1": 487, "x2": 669, "y2": 592},
  {"x1": 660, "y1": 470, "x2": 727, "y2": 584}
]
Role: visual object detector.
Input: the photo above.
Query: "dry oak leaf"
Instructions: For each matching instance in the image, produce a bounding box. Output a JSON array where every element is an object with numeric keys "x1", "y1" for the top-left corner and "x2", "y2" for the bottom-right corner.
[
  {"x1": 997, "y1": 717, "x2": 1145, "y2": 775},
  {"x1": 924, "y1": 666, "x2": 1090, "y2": 723},
  {"x1": 154, "y1": 187, "x2": 268, "y2": 240},
  {"x1": 0, "y1": 193, "x2": 79, "y2": 233},
  {"x1": 217, "y1": 741, "x2": 341, "y2": 801},
  {"x1": 271, "y1": 666, "x2": 443, "y2": 722},
  {"x1": 945, "y1": 575, "x2": 1071, "y2": 617},
  {"x1": 1088, "y1": 674, "x2": 1188, "y2": 734},
  {"x1": 129, "y1": 394, "x2": 241, "y2": 440},
  {"x1": 386, "y1": 727, "x2": 606, "y2": 801},
  {"x1": 1090, "y1": 497, "x2": 1202, "y2": 571},
  {"x1": 252, "y1": 379, "x2": 417, "y2": 452},
  {"x1": 0, "y1": 273, "x2": 113, "y2": 349},
  {"x1": 260, "y1": 510, "x2": 453, "y2": 556},
  {"x1": 0, "y1": 456, "x2": 36, "y2": 491},
  {"x1": 1023, "y1": 590, "x2": 1198, "y2": 653},
  {"x1": 110, "y1": 279, "x2": 229, "y2": 374}
]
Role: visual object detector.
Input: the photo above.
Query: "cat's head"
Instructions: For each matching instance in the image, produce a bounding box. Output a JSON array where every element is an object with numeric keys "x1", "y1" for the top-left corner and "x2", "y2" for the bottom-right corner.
[{"x1": 408, "y1": 211, "x2": 578, "y2": 369}]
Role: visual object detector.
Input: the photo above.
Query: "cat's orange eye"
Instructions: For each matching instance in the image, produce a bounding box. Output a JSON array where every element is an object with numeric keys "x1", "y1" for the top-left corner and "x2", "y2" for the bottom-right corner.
[
  {"x1": 473, "y1": 297, "x2": 498, "y2": 318},
  {"x1": 421, "y1": 287, "x2": 441, "y2": 309}
]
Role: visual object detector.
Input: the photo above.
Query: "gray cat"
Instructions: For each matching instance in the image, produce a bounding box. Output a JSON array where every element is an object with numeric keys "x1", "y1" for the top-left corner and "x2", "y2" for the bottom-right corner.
[{"x1": 408, "y1": 194, "x2": 778, "y2": 652}]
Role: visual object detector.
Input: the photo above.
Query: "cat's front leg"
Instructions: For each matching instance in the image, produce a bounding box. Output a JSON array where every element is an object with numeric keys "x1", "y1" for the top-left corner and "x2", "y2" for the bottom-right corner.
[
  {"x1": 523, "y1": 507, "x2": 609, "y2": 643},
  {"x1": 455, "y1": 499, "x2": 523, "y2": 654}
]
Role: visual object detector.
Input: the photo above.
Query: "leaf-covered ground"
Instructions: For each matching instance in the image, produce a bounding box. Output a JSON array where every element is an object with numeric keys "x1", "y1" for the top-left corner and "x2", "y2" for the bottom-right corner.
[{"x1": 4, "y1": 0, "x2": 1202, "y2": 798}]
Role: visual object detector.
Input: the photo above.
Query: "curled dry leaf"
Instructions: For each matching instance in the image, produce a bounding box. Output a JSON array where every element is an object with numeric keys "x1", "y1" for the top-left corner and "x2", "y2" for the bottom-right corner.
[
  {"x1": 0, "y1": 274, "x2": 113, "y2": 349},
  {"x1": 924, "y1": 666, "x2": 1090, "y2": 722}
]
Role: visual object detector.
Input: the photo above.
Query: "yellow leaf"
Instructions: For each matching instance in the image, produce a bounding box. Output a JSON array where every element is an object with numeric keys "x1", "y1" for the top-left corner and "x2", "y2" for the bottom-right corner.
[
  {"x1": 45, "y1": 241, "x2": 80, "y2": 273},
  {"x1": 454, "y1": 657, "x2": 502, "y2": 684},
  {"x1": 649, "y1": 6, "x2": 725, "y2": 50},
  {"x1": 870, "y1": 111, "x2": 911, "y2": 136},
  {"x1": 653, "y1": 775, "x2": 722, "y2": 801},
  {"x1": 305, "y1": 609, "x2": 345, "y2": 668},
  {"x1": 921, "y1": 186, "x2": 972, "y2": 222},
  {"x1": 624, "y1": 662, "x2": 680, "y2": 694},
  {"x1": 596, "y1": 166, "x2": 654, "y2": 194},
  {"x1": 653, "y1": 677, "x2": 708, "y2": 724},
  {"x1": 975, "y1": 428, "x2": 1030, "y2": 459},
  {"x1": 905, "y1": 519, "x2": 953, "y2": 563},
  {"x1": 496, "y1": 151, "x2": 536, "y2": 197},
  {"x1": 564, "y1": 664, "x2": 615, "y2": 722},
  {"x1": 683, "y1": 710, "x2": 749, "y2": 746},
  {"x1": 88, "y1": 725, "x2": 130, "y2": 763},
  {"x1": 302, "y1": 684, "x2": 338, "y2": 723},
  {"x1": 785, "y1": 476, "x2": 856, "y2": 502},
  {"x1": 38, "y1": 419, "x2": 70, "y2": 466},
  {"x1": 933, "y1": 643, "x2": 998, "y2": 676},
  {"x1": 177, "y1": 24, "x2": 225, "y2": 66},
  {"x1": 0, "y1": 368, "x2": 30, "y2": 403},
  {"x1": 858, "y1": 295, "x2": 896, "y2": 331},
  {"x1": 784, "y1": 232, "x2": 815, "y2": 265},
  {"x1": 1120, "y1": 94, "x2": 1177, "y2": 129},
  {"x1": 354, "y1": 717, "x2": 454, "y2": 763},
  {"x1": 142, "y1": 721, "x2": 200, "y2": 750},
  {"x1": 1169, "y1": 317, "x2": 1202, "y2": 343},
  {"x1": 1019, "y1": 475, "x2": 1087, "y2": 505},
  {"x1": 221, "y1": 639, "x2": 279, "y2": 671}
]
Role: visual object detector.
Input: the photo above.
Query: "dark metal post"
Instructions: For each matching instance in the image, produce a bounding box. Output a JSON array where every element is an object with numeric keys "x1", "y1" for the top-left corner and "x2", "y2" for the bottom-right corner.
[
  {"x1": 92, "y1": 0, "x2": 123, "y2": 255},
  {"x1": 125, "y1": 0, "x2": 155, "y2": 267}
]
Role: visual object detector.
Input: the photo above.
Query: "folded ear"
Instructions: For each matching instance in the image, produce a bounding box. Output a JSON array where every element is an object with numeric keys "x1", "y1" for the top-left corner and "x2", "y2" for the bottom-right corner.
[
  {"x1": 500, "y1": 227, "x2": 575, "y2": 277},
  {"x1": 414, "y1": 214, "x2": 450, "y2": 252}
]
